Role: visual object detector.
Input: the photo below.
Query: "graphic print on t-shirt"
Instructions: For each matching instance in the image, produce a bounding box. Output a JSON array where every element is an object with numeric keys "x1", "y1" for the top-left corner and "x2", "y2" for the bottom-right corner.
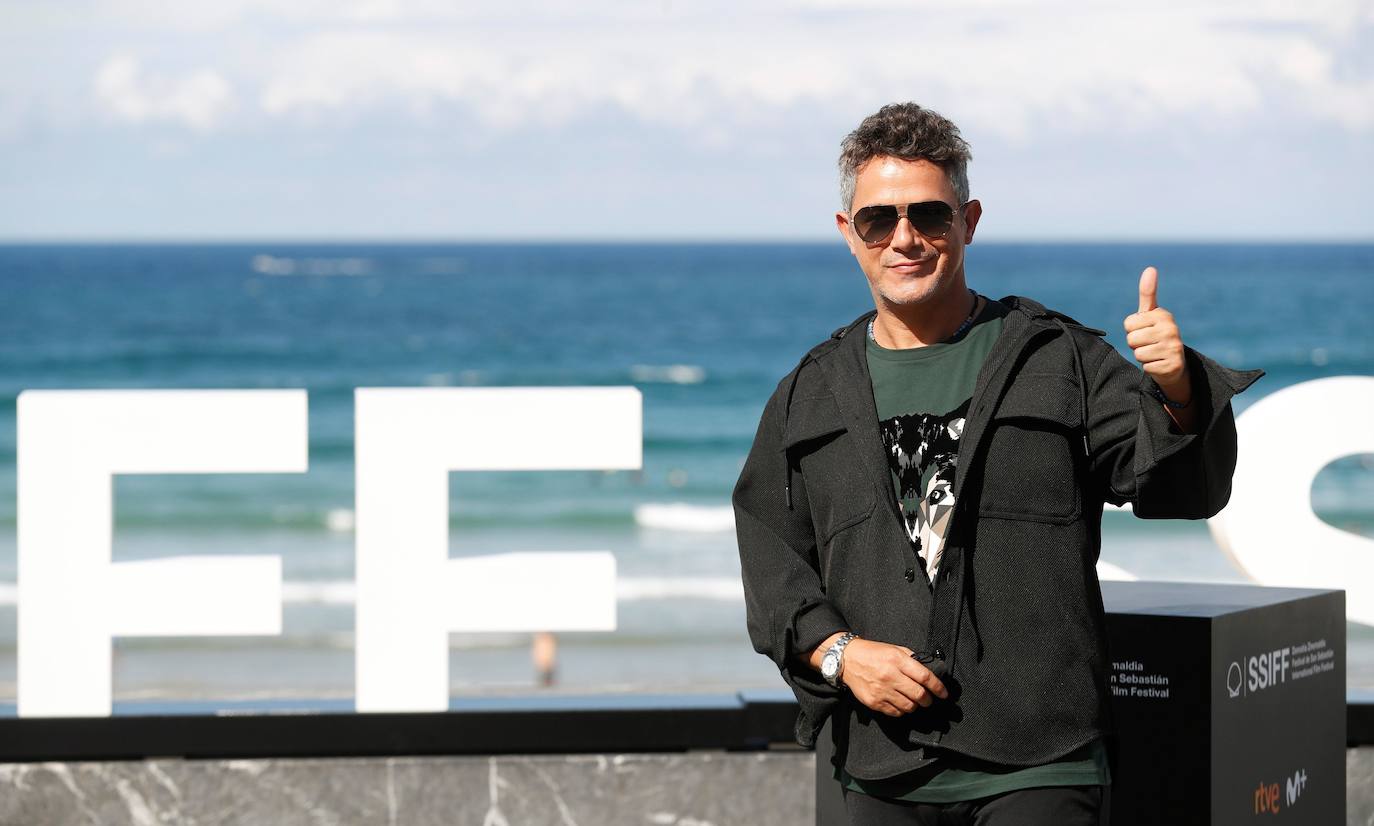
[{"x1": 876, "y1": 397, "x2": 969, "y2": 579}]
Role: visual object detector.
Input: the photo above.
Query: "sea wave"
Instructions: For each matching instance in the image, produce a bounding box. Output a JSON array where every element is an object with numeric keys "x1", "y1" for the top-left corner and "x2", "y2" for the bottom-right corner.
[
  {"x1": 281, "y1": 580, "x2": 357, "y2": 604},
  {"x1": 324, "y1": 508, "x2": 355, "y2": 533},
  {"x1": 0, "y1": 577, "x2": 747, "y2": 606},
  {"x1": 251, "y1": 255, "x2": 372, "y2": 277},
  {"x1": 628, "y1": 364, "x2": 706, "y2": 384},
  {"x1": 0, "y1": 505, "x2": 652, "y2": 533},
  {"x1": 634, "y1": 503, "x2": 735, "y2": 533},
  {"x1": 617, "y1": 576, "x2": 744, "y2": 601}
]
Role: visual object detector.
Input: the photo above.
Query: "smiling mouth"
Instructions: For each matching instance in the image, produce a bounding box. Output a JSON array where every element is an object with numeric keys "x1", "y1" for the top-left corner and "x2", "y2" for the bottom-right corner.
[{"x1": 889, "y1": 257, "x2": 935, "y2": 270}]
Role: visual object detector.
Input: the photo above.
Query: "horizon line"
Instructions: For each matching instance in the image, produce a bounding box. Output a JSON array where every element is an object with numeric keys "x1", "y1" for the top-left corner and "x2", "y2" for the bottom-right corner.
[{"x1": 1, "y1": 236, "x2": 1372, "y2": 246}]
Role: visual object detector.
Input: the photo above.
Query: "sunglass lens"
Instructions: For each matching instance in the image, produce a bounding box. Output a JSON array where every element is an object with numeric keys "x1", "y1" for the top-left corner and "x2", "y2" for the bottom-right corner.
[
  {"x1": 908, "y1": 201, "x2": 955, "y2": 237},
  {"x1": 853, "y1": 205, "x2": 898, "y2": 243}
]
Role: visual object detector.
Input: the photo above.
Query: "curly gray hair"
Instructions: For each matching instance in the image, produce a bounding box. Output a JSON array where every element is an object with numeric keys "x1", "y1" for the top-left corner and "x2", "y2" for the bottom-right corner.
[{"x1": 838, "y1": 102, "x2": 972, "y2": 213}]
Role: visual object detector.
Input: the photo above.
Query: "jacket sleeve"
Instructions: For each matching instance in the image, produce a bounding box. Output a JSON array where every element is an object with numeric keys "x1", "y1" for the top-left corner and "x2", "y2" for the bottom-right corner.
[
  {"x1": 733, "y1": 379, "x2": 850, "y2": 748},
  {"x1": 1084, "y1": 341, "x2": 1266, "y2": 518}
]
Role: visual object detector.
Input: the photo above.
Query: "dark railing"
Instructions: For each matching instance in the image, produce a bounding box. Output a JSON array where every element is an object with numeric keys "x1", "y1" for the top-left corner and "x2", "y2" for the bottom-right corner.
[{"x1": 0, "y1": 688, "x2": 1369, "y2": 763}]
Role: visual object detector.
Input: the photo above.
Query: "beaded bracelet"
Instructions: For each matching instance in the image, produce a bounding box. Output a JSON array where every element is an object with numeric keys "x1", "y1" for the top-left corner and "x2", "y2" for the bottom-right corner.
[{"x1": 1147, "y1": 383, "x2": 1192, "y2": 409}]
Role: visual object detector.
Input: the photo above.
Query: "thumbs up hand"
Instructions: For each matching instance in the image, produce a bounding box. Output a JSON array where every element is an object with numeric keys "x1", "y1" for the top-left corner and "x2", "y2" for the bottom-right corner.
[{"x1": 1124, "y1": 266, "x2": 1192, "y2": 405}]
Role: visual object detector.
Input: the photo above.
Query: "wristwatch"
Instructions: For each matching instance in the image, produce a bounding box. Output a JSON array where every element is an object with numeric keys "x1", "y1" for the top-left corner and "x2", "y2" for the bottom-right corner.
[{"x1": 820, "y1": 632, "x2": 858, "y2": 688}]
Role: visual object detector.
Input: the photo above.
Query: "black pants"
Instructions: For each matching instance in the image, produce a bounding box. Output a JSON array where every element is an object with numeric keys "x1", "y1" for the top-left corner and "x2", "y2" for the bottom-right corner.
[{"x1": 841, "y1": 783, "x2": 1109, "y2": 826}]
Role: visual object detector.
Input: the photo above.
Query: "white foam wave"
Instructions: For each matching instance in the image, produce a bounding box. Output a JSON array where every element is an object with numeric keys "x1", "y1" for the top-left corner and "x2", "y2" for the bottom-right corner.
[
  {"x1": 634, "y1": 503, "x2": 735, "y2": 533},
  {"x1": 0, "y1": 568, "x2": 1147, "y2": 602},
  {"x1": 0, "y1": 577, "x2": 748, "y2": 606},
  {"x1": 280, "y1": 580, "x2": 357, "y2": 604},
  {"x1": 421, "y1": 369, "x2": 484, "y2": 387},
  {"x1": 324, "y1": 508, "x2": 355, "y2": 533},
  {"x1": 251, "y1": 255, "x2": 372, "y2": 277},
  {"x1": 616, "y1": 576, "x2": 744, "y2": 601},
  {"x1": 282, "y1": 577, "x2": 748, "y2": 605},
  {"x1": 629, "y1": 364, "x2": 706, "y2": 384}
]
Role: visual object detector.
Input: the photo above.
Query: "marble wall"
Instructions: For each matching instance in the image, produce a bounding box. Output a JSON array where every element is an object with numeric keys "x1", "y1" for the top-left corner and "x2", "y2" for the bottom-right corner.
[
  {"x1": 0, "y1": 749, "x2": 814, "y2": 826},
  {"x1": 1351, "y1": 747, "x2": 1374, "y2": 826},
  {"x1": 0, "y1": 747, "x2": 1370, "y2": 825}
]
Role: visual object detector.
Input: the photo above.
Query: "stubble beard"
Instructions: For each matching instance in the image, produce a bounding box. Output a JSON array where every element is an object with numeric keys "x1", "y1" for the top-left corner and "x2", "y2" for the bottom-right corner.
[{"x1": 874, "y1": 258, "x2": 949, "y2": 308}]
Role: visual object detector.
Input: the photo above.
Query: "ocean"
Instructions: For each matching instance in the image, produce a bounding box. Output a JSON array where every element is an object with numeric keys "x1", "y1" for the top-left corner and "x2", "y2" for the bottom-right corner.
[{"x1": 0, "y1": 241, "x2": 1371, "y2": 705}]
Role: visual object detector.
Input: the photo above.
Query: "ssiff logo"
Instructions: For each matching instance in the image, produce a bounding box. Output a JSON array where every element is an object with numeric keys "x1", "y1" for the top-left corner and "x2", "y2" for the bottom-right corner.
[
  {"x1": 1253, "y1": 768, "x2": 1308, "y2": 815},
  {"x1": 1227, "y1": 648, "x2": 1290, "y2": 699}
]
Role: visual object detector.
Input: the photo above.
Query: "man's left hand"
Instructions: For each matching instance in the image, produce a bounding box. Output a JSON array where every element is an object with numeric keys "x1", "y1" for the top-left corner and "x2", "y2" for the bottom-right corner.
[{"x1": 1124, "y1": 266, "x2": 1192, "y2": 404}]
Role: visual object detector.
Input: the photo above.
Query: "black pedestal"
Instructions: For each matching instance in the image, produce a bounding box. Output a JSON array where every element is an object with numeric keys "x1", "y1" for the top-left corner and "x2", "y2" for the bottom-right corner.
[{"x1": 816, "y1": 581, "x2": 1346, "y2": 825}]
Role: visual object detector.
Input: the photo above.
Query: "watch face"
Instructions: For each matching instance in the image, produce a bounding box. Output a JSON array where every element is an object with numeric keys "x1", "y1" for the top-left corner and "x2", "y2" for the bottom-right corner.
[{"x1": 821, "y1": 652, "x2": 839, "y2": 679}]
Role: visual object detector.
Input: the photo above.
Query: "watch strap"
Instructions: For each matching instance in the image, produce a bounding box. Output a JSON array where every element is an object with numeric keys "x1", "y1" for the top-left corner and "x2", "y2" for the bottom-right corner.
[{"x1": 823, "y1": 632, "x2": 858, "y2": 687}]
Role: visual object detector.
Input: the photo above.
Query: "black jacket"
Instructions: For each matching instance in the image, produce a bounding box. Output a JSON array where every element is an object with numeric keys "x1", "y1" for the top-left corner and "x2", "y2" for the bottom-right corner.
[{"x1": 732, "y1": 294, "x2": 1265, "y2": 779}]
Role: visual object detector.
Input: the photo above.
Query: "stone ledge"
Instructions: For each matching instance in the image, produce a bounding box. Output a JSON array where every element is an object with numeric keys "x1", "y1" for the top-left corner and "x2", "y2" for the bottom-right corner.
[
  {"x1": 0, "y1": 750, "x2": 814, "y2": 826},
  {"x1": 2, "y1": 747, "x2": 1371, "y2": 825},
  {"x1": 1350, "y1": 746, "x2": 1374, "y2": 826}
]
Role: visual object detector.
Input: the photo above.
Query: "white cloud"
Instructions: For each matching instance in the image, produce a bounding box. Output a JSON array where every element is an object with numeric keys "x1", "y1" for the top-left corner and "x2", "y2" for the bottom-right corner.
[
  {"x1": 94, "y1": 55, "x2": 235, "y2": 132},
  {"x1": 15, "y1": 1, "x2": 1359, "y2": 142},
  {"x1": 3, "y1": 0, "x2": 1369, "y2": 241},
  {"x1": 234, "y1": 2, "x2": 1374, "y2": 142}
]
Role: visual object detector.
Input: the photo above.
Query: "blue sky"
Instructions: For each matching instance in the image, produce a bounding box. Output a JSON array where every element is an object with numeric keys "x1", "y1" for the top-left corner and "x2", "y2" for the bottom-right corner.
[{"x1": 1, "y1": 0, "x2": 1371, "y2": 241}]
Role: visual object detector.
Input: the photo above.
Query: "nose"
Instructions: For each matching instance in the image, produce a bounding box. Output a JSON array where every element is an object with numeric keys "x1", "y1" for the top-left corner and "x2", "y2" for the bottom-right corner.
[{"x1": 889, "y1": 215, "x2": 922, "y2": 253}]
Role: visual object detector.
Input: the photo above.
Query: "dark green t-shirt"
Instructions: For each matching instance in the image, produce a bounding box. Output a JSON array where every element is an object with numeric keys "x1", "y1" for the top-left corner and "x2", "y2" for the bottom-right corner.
[
  {"x1": 865, "y1": 297, "x2": 1006, "y2": 582},
  {"x1": 834, "y1": 737, "x2": 1111, "y2": 803},
  {"x1": 837, "y1": 295, "x2": 1111, "y2": 801}
]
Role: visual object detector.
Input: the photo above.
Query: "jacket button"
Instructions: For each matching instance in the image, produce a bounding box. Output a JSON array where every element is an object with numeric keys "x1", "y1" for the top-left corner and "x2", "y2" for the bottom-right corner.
[
  {"x1": 933, "y1": 646, "x2": 945, "y2": 659},
  {"x1": 904, "y1": 567, "x2": 916, "y2": 582}
]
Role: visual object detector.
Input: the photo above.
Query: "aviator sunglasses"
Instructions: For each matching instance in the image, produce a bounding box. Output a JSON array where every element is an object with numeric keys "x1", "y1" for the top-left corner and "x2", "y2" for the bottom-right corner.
[{"x1": 850, "y1": 200, "x2": 970, "y2": 244}]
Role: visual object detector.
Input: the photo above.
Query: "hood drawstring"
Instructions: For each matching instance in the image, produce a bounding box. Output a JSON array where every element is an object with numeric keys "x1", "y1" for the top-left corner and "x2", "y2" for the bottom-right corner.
[{"x1": 951, "y1": 523, "x2": 982, "y2": 664}]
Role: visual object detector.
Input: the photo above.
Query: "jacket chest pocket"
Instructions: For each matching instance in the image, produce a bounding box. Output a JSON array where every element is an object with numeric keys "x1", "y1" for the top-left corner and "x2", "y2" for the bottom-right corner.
[
  {"x1": 976, "y1": 373, "x2": 1084, "y2": 524},
  {"x1": 781, "y1": 395, "x2": 877, "y2": 546},
  {"x1": 818, "y1": 497, "x2": 877, "y2": 594}
]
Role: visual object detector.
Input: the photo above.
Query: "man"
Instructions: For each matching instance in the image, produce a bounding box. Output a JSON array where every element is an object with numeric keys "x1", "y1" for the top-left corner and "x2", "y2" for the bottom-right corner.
[{"x1": 731, "y1": 102, "x2": 1265, "y2": 825}]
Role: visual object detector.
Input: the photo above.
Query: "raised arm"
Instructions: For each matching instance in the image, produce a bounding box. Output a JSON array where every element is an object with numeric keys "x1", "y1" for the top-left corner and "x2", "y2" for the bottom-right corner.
[{"x1": 1085, "y1": 273, "x2": 1265, "y2": 518}]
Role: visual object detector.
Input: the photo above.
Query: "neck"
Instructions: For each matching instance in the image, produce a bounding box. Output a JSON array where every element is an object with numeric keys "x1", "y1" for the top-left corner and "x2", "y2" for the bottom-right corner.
[{"x1": 873, "y1": 283, "x2": 978, "y2": 349}]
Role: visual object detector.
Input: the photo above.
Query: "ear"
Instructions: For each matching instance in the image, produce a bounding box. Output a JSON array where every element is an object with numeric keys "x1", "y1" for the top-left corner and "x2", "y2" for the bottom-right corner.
[
  {"x1": 835, "y1": 210, "x2": 859, "y2": 257},
  {"x1": 961, "y1": 199, "x2": 983, "y2": 245}
]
